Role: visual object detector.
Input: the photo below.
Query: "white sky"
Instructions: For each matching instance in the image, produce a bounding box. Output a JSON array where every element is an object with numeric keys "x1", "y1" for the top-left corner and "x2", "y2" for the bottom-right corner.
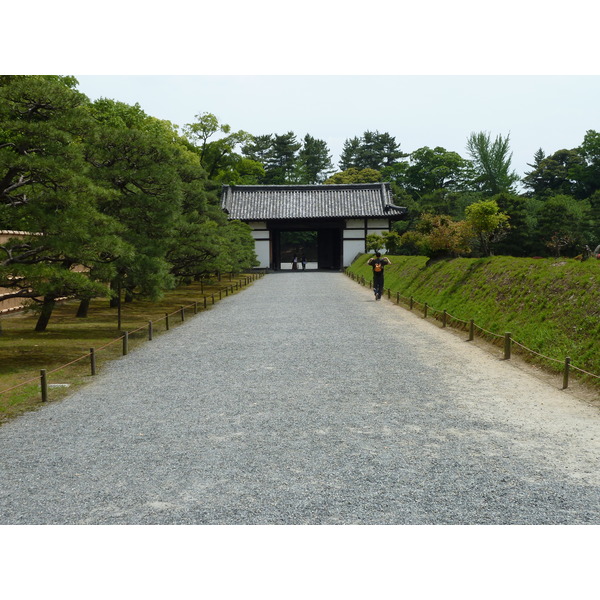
[{"x1": 74, "y1": 74, "x2": 600, "y2": 180}]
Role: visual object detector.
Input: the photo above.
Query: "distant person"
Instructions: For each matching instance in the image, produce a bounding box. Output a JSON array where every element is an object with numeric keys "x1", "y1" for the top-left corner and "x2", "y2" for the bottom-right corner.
[
  {"x1": 292, "y1": 255, "x2": 298, "y2": 270},
  {"x1": 301, "y1": 256, "x2": 307, "y2": 270},
  {"x1": 367, "y1": 251, "x2": 391, "y2": 300}
]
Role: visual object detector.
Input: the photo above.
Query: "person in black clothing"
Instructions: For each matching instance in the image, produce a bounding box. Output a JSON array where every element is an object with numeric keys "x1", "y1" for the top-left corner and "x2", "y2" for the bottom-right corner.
[{"x1": 367, "y1": 251, "x2": 392, "y2": 300}]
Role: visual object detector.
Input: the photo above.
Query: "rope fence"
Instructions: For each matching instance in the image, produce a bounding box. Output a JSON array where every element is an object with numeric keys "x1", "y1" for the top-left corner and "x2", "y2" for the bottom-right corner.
[
  {"x1": 346, "y1": 269, "x2": 600, "y2": 391},
  {"x1": 0, "y1": 272, "x2": 265, "y2": 403}
]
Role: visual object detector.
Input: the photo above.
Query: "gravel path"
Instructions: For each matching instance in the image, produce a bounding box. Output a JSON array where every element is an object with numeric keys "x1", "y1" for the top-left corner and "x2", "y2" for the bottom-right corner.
[{"x1": 1, "y1": 272, "x2": 599, "y2": 525}]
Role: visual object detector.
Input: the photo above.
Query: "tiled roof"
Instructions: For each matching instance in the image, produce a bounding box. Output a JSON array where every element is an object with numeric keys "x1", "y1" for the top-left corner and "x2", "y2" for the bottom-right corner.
[{"x1": 221, "y1": 183, "x2": 407, "y2": 221}]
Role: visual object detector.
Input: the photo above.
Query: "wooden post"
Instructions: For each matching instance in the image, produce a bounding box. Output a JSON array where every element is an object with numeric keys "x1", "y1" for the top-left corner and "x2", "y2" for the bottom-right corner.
[
  {"x1": 41, "y1": 369, "x2": 48, "y2": 402},
  {"x1": 469, "y1": 319, "x2": 474, "y2": 341},
  {"x1": 194, "y1": 301, "x2": 198, "y2": 315},
  {"x1": 180, "y1": 306, "x2": 185, "y2": 321},
  {"x1": 409, "y1": 296, "x2": 414, "y2": 310},
  {"x1": 90, "y1": 348, "x2": 96, "y2": 376},
  {"x1": 442, "y1": 310, "x2": 447, "y2": 327},
  {"x1": 123, "y1": 331, "x2": 129, "y2": 356},
  {"x1": 165, "y1": 313, "x2": 170, "y2": 330},
  {"x1": 424, "y1": 303, "x2": 428, "y2": 318},
  {"x1": 203, "y1": 296, "x2": 207, "y2": 309},
  {"x1": 117, "y1": 279, "x2": 122, "y2": 331},
  {"x1": 504, "y1": 332, "x2": 512, "y2": 360},
  {"x1": 396, "y1": 291, "x2": 400, "y2": 304},
  {"x1": 148, "y1": 320, "x2": 153, "y2": 341},
  {"x1": 387, "y1": 288, "x2": 391, "y2": 299},
  {"x1": 563, "y1": 357, "x2": 571, "y2": 389},
  {"x1": 211, "y1": 294, "x2": 215, "y2": 305}
]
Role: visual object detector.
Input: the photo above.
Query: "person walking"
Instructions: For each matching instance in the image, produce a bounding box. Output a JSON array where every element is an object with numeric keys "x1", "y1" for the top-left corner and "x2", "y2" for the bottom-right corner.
[
  {"x1": 367, "y1": 251, "x2": 391, "y2": 300},
  {"x1": 301, "y1": 256, "x2": 307, "y2": 270},
  {"x1": 292, "y1": 255, "x2": 298, "y2": 270}
]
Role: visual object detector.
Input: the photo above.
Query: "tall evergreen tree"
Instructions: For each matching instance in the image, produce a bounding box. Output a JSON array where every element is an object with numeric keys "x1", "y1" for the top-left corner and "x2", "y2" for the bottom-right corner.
[
  {"x1": 338, "y1": 131, "x2": 405, "y2": 171},
  {"x1": 466, "y1": 131, "x2": 519, "y2": 195},
  {"x1": 521, "y1": 148, "x2": 587, "y2": 199},
  {"x1": 263, "y1": 131, "x2": 301, "y2": 184},
  {"x1": 297, "y1": 134, "x2": 333, "y2": 184},
  {"x1": 0, "y1": 75, "x2": 128, "y2": 331}
]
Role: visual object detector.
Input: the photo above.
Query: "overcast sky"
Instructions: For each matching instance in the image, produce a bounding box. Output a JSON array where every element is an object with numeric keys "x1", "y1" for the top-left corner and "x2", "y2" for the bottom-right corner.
[{"x1": 74, "y1": 74, "x2": 600, "y2": 180}]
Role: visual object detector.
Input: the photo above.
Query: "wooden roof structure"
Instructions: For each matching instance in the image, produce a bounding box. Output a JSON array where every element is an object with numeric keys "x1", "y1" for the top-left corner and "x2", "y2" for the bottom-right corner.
[{"x1": 221, "y1": 183, "x2": 407, "y2": 221}]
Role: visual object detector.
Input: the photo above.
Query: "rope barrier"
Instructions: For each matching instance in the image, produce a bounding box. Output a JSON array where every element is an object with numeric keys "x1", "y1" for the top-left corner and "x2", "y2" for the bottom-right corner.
[
  {"x1": 0, "y1": 273, "x2": 262, "y2": 398},
  {"x1": 348, "y1": 270, "x2": 600, "y2": 391}
]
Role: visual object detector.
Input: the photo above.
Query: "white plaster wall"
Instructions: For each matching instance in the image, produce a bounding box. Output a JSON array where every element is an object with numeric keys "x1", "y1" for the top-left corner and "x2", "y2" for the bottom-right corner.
[
  {"x1": 367, "y1": 218, "x2": 389, "y2": 229},
  {"x1": 345, "y1": 219, "x2": 365, "y2": 229},
  {"x1": 254, "y1": 240, "x2": 271, "y2": 268},
  {"x1": 344, "y1": 230, "x2": 365, "y2": 239},
  {"x1": 343, "y1": 239, "x2": 366, "y2": 266}
]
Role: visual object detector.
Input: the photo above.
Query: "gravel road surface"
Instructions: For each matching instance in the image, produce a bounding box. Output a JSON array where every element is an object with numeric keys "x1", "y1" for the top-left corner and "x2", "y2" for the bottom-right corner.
[{"x1": 1, "y1": 272, "x2": 599, "y2": 524}]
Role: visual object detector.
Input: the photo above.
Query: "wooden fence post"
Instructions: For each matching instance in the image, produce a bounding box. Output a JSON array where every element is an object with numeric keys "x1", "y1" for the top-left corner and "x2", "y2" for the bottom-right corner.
[
  {"x1": 123, "y1": 331, "x2": 129, "y2": 356},
  {"x1": 563, "y1": 357, "x2": 571, "y2": 389},
  {"x1": 90, "y1": 348, "x2": 96, "y2": 376},
  {"x1": 424, "y1": 303, "x2": 428, "y2": 318},
  {"x1": 41, "y1": 369, "x2": 48, "y2": 402},
  {"x1": 409, "y1": 296, "x2": 414, "y2": 310},
  {"x1": 180, "y1": 306, "x2": 185, "y2": 321},
  {"x1": 165, "y1": 313, "x2": 170, "y2": 330},
  {"x1": 469, "y1": 319, "x2": 474, "y2": 341},
  {"x1": 442, "y1": 310, "x2": 447, "y2": 327},
  {"x1": 148, "y1": 320, "x2": 153, "y2": 341},
  {"x1": 504, "y1": 332, "x2": 512, "y2": 360}
]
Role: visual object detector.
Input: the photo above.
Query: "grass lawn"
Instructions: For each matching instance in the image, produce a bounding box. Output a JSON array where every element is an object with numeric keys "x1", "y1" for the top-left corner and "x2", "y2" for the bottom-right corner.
[{"x1": 0, "y1": 274, "x2": 260, "y2": 424}]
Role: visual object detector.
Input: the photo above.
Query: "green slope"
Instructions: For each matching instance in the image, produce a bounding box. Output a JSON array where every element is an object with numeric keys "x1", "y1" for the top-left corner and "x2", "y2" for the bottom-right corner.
[{"x1": 348, "y1": 255, "x2": 600, "y2": 386}]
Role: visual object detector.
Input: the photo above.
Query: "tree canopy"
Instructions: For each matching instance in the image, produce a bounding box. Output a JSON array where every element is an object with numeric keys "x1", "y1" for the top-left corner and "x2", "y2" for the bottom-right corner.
[{"x1": 0, "y1": 77, "x2": 257, "y2": 331}]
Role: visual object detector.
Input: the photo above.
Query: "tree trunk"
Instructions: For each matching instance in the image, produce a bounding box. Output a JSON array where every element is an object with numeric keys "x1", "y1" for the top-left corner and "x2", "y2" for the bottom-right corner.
[
  {"x1": 35, "y1": 296, "x2": 56, "y2": 332},
  {"x1": 109, "y1": 279, "x2": 119, "y2": 307},
  {"x1": 76, "y1": 298, "x2": 91, "y2": 318}
]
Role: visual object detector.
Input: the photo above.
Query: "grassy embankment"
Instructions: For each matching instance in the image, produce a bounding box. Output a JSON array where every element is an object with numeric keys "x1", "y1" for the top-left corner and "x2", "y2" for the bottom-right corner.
[
  {"x1": 0, "y1": 274, "x2": 260, "y2": 424},
  {"x1": 348, "y1": 255, "x2": 600, "y2": 389}
]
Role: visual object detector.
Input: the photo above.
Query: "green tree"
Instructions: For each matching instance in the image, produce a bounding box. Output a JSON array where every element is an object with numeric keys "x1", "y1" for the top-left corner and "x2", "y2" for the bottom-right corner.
[
  {"x1": 399, "y1": 146, "x2": 472, "y2": 198},
  {"x1": 521, "y1": 148, "x2": 587, "y2": 199},
  {"x1": 492, "y1": 192, "x2": 535, "y2": 257},
  {"x1": 534, "y1": 194, "x2": 591, "y2": 257},
  {"x1": 84, "y1": 98, "x2": 184, "y2": 306},
  {"x1": 466, "y1": 131, "x2": 519, "y2": 195},
  {"x1": 182, "y1": 112, "x2": 259, "y2": 182},
  {"x1": 0, "y1": 75, "x2": 128, "y2": 331},
  {"x1": 264, "y1": 132, "x2": 301, "y2": 184},
  {"x1": 324, "y1": 167, "x2": 382, "y2": 184},
  {"x1": 339, "y1": 131, "x2": 405, "y2": 171},
  {"x1": 296, "y1": 134, "x2": 334, "y2": 183},
  {"x1": 464, "y1": 199, "x2": 510, "y2": 256},
  {"x1": 577, "y1": 129, "x2": 600, "y2": 197},
  {"x1": 242, "y1": 134, "x2": 273, "y2": 165}
]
